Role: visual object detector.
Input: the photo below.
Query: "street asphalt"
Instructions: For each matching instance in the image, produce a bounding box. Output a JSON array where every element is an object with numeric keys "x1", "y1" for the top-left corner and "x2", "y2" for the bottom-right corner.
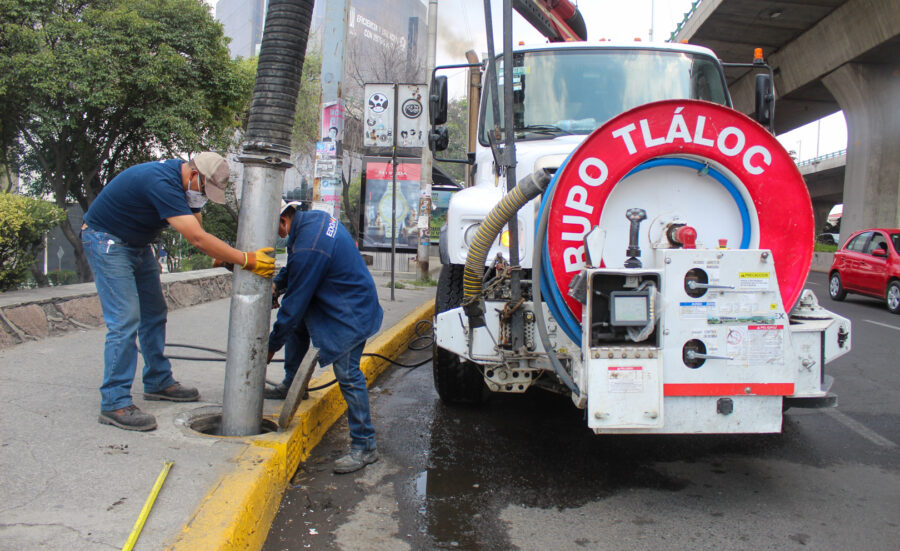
[{"x1": 0, "y1": 269, "x2": 436, "y2": 551}]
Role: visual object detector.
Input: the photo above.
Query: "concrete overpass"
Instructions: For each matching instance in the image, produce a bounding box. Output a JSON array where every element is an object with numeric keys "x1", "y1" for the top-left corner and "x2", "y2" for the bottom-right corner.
[
  {"x1": 799, "y1": 150, "x2": 847, "y2": 230},
  {"x1": 672, "y1": 0, "x2": 900, "y2": 240}
]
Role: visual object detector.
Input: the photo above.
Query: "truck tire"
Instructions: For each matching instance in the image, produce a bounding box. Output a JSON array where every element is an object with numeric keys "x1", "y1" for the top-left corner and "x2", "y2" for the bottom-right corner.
[{"x1": 433, "y1": 264, "x2": 488, "y2": 404}]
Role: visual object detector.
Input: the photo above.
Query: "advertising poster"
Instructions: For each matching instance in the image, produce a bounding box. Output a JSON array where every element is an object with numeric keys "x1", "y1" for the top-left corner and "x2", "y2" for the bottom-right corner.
[
  {"x1": 363, "y1": 83, "x2": 427, "y2": 148},
  {"x1": 359, "y1": 157, "x2": 421, "y2": 252},
  {"x1": 321, "y1": 100, "x2": 345, "y2": 145}
]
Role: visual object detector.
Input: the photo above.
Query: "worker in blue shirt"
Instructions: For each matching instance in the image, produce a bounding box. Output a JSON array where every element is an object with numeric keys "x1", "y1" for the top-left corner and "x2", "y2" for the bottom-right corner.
[
  {"x1": 267, "y1": 203, "x2": 383, "y2": 473},
  {"x1": 82, "y1": 152, "x2": 275, "y2": 432}
]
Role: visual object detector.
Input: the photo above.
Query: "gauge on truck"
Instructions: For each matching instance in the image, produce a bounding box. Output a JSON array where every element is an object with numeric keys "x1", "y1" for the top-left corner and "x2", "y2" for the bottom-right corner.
[{"x1": 609, "y1": 290, "x2": 651, "y2": 326}]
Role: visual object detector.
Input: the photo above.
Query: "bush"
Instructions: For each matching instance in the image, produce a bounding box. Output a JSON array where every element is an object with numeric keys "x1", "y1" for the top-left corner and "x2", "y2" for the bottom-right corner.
[
  {"x1": 0, "y1": 194, "x2": 66, "y2": 292},
  {"x1": 48, "y1": 270, "x2": 78, "y2": 286},
  {"x1": 179, "y1": 253, "x2": 213, "y2": 272}
]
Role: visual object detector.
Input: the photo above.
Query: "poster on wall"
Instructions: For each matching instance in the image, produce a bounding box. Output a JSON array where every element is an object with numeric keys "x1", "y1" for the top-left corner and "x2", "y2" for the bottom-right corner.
[{"x1": 359, "y1": 157, "x2": 421, "y2": 252}]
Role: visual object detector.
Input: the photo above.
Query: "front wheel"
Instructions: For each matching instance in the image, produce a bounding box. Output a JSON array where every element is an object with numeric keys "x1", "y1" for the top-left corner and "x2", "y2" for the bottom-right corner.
[
  {"x1": 829, "y1": 272, "x2": 847, "y2": 301},
  {"x1": 886, "y1": 281, "x2": 900, "y2": 314},
  {"x1": 433, "y1": 264, "x2": 488, "y2": 404}
]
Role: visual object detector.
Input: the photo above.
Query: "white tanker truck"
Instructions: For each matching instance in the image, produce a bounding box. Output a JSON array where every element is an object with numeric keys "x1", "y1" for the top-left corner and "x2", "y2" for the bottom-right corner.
[{"x1": 428, "y1": 42, "x2": 851, "y2": 434}]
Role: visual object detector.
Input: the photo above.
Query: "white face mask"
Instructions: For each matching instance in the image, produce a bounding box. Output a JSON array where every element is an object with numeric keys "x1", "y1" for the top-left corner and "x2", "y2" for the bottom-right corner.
[
  {"x1": 186, "y1": 173, "x2": 208, "y2": 209},
  {"x1": 186, "y1": 189, "x2": 208, "y2": 209}
]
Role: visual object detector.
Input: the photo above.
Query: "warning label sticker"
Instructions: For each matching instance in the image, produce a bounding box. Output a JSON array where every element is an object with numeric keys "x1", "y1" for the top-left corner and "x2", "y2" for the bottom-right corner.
[
  {"x1": 739, "y1": 272, "x2": 770, "y2": 290},
  {"x1": 726, "y1": 325, "x2": 784, "y2": 368},
  {"x1": 608, "y1": 366, "x2": 643, "y2": 393}
]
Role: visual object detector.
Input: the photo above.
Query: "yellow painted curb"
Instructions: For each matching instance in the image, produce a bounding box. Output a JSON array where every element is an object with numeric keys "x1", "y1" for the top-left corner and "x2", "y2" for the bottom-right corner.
[{"x1": 167, "y1": 300, "x2": 434, "y2": 551}]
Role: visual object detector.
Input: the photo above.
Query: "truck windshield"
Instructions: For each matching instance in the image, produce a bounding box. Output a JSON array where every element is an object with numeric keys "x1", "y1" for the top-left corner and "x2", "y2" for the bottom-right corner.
[{"x1": 481, "y1": 48, "x2": 729, "y2": 142}]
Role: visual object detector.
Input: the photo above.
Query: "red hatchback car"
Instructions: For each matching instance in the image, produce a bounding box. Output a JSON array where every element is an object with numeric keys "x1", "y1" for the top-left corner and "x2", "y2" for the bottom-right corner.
[{"x1": 829, "y1": 228, "x2": 900, "y2": 314}]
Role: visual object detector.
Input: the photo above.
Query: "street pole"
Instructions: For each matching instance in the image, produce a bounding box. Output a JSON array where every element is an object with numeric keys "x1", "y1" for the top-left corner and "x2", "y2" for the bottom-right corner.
[
  {"x1": 221, "y1": 0, "x2": 312, "y2": 436},
  {"x1": 417, "y1": 0, "x2": 438, "y2": 281},
  {"x1": 390, "y1": 83, "x2": 398, "y2": 301}
]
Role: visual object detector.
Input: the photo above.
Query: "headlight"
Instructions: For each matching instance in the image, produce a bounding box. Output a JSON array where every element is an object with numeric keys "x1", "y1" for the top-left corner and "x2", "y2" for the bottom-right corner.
[{"x1": 464, "y1": 223, "x2": 482, "y2": 246}]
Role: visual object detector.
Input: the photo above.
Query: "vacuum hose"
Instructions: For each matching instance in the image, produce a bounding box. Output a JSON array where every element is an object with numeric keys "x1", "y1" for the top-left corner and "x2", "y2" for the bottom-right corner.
[
  {"x1": 462, "y1": 161, "x2": 555, "y2": 326},
  {"x1": 461, "y1": 155, "x2": 579, "y2": 395}
]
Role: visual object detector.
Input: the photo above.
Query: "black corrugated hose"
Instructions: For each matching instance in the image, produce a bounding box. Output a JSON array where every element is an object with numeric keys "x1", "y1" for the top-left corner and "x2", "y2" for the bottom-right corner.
[{"x1": 244, "y1": 0, "x2": 313, "y2": 155}]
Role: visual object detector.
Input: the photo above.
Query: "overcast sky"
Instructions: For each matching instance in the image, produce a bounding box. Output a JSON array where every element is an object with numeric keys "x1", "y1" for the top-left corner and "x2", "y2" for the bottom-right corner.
[{"x1": 204, "y1": 0, "x2": 846, "y2": 161}]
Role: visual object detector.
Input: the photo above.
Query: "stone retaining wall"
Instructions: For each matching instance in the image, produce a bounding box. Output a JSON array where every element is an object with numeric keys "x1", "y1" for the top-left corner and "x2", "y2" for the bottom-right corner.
[{"x1": 0, "y1": 269, "x2": 232, "y2": 350}]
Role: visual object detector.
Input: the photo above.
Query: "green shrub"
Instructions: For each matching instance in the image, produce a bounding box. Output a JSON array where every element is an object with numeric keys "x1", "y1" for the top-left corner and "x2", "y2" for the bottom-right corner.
[
  {"x1": 0, "y1": 194, "x2": 66, "y2": 292},
  {"x1": 47, "y1": 270, "x2": 78, "y2": 286},
  {"x1": 179, "y1": 253, "x2": 213, "y2": 272}
]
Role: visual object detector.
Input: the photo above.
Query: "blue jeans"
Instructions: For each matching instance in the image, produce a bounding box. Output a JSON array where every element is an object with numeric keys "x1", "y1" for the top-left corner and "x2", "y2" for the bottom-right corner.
[
  {"x1": 332, "y1": 341, "x2": 376, "y2": 451},
  {"x1": 283, "y1": 322, "x2": 311, "y2": 387},
  {"x1": 82, "y1": 228, "x2": 175, "y2": 411}
]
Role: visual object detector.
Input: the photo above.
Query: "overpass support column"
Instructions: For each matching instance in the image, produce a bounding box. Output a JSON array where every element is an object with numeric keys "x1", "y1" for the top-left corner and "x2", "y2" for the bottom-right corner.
[
  {"x1": 811, "y1": 198, "x2": 833, "y2": 236},
  {"x1": 823, "y1": 62, "x2": 900, "y2": 239}
]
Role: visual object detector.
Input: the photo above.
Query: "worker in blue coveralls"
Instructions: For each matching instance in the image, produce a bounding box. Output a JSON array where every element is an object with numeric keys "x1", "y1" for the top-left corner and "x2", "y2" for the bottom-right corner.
[
  {"x1": 266, "y1": 202, "x2": 384, "y2": 474},
  {"x1": 264, "y1": 201, "x2": 311, "y2": 400},
  {"x1": 82, "y1": 152, "x2": 275, "y2": 432}
]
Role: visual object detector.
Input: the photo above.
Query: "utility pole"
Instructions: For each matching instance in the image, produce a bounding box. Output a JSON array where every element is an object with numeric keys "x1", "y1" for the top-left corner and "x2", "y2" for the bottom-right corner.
[{"x1": 417, "y1": 0, "x2": 438, "y2": 281}]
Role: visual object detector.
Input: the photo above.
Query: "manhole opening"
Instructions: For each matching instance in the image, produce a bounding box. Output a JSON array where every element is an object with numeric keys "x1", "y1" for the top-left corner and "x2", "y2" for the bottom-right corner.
[{"x1": 188, "y1": 413, "x2": 278, "y2": 436}]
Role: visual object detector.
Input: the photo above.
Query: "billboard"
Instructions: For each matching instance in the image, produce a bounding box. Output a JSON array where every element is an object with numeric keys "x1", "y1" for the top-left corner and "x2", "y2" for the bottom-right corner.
[
  {"x1": 363, "y1": 84, "x2": 427, "y2": 148},
  {"x1": 359, "y1": 157, "x2": 421, "y2": 252}
]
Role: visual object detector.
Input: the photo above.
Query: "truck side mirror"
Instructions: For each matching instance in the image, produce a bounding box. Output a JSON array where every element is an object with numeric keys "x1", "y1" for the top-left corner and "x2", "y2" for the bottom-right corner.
[
  {"x1": 429, "y1": 126, "x2": 449, "y2": 152},
  {"x1": 755, "y1": 73, "x2": 774, "y2": 131},
  {"x1": 430, "y1": 75, "x2": 448, "y2": 125}
]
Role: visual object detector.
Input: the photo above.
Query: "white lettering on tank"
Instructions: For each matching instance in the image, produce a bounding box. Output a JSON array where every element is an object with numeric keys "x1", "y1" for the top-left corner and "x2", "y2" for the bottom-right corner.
[
  {"x1": 578, "y1": 157, "x2": 608, "y2": 187},
  {"x1": 665, "y1": 107, "x2": 692, "y2": 144},
  {"x1": 693, "y1": 115, "x2": 715, "y2": 147},
  {"x1": 639, "y1": 119, "x2": 665, "y2": 147},
  {"x1": 563, "y1": 246, "x2": 585, "y2": 273},
  {"x1": 717, "y1": 127, "x2": 745, "y2": 156},
  {"x1": 611, "y1": 123, "x2": 638, "y2": 154},
  {"x1": 742, "y1": 145, "x2": 772, "y2": 175},
  {"x1": 565, "y1": 186, "x2": 593, "y2": 214},
  {"x1": 561, "y1": 215, "x2": 591, "y2": 242}
]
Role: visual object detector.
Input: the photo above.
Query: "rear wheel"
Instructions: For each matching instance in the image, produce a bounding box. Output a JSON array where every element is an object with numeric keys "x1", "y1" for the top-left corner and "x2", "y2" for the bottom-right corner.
[
  {"x1": 433, "y1": 264, "x2": 488, "y2": 404},
  {"x1": 829, "y1": 272, "x2": 847, "y2": 301},
  {"x1": 886, "y1": 281, "x2": 900, "y2": 314}
]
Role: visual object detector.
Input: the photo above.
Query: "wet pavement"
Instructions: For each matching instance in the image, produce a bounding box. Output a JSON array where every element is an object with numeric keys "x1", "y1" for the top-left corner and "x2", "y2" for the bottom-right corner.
[{"x1": 264, "y1": 272, "x2": 900, "y2": 551}]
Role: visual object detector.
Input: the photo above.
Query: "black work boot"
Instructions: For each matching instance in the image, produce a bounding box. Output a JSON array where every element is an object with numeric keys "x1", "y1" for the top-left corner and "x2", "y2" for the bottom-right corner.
[
  {"x1": 264, "y1": 383, "x2": 289, "y2": 400},
  {"x1": 144, "y1": 382, "x2": 200, "y2": 402},
  {"x1": 99, "y1": 405, "x2": 157, "y2": 431}
]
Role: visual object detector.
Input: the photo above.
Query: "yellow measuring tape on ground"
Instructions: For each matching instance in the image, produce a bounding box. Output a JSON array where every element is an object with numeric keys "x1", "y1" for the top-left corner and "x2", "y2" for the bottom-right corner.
[{"x1": 122, "y1": 460, "x2": 174, "y2": 551}]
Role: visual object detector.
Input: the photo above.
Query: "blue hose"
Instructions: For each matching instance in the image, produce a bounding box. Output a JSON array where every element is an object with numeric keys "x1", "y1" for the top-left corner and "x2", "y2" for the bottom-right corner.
[{"x1": 537, "y1": 157, "x2": 753, "y2": 347}]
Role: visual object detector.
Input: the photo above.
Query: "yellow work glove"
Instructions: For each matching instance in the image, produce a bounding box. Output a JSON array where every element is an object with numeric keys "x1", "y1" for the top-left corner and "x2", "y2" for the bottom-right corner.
[{"x1": 241, "y1": 247, "x2": 275, "y2": 278}]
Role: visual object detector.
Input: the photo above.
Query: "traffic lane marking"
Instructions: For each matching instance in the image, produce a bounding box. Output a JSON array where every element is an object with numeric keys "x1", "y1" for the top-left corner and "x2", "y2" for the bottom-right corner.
[
  {"x1": 825, "y1": 409, "x2": 897, "y2": 449},
  {"x1": 864, "y1": 319, "x2": 900, "y2": 332}
]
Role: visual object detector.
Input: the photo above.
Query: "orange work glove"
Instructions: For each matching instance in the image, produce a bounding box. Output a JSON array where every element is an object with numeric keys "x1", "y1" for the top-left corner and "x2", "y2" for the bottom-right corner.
[{"x1": 241, "y1": 247, "x2": 275, "y2": 278}]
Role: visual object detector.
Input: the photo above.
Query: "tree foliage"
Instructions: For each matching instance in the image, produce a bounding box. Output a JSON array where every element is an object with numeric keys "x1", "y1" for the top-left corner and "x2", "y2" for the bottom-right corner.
[
  {"x1": 0, "y1": 193, "x2": 66, "y2": 291},
  {"x1": 0, "y1": 0, "x2": 255, "y2": 281}
]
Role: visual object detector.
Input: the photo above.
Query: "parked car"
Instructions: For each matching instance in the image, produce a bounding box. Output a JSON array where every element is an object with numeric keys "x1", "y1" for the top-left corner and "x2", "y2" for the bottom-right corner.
[{"x1": 828, "y1": 228, "x2": 900, "y2": 313}]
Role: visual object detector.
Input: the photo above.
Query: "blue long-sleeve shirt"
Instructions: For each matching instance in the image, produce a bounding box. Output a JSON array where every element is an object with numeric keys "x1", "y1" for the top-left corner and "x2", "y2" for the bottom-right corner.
[{"x1": 268, "y1": 211, "x2": 383, "y2": 367}]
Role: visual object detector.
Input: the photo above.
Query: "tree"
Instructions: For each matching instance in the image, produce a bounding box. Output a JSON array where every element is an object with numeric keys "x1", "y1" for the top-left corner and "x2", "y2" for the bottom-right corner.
[
  {"x1": 0, "y1": 0, "x2": 255, "y2": 281},
  {"x1": 0, "y1": 193, "x2": 65, "y2": 291}
]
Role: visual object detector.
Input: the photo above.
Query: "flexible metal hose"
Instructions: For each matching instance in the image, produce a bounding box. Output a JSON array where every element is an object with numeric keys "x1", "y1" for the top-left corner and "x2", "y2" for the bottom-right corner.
[{"x1": 462, "y1": 159, "x2": 558, "y2": 303}]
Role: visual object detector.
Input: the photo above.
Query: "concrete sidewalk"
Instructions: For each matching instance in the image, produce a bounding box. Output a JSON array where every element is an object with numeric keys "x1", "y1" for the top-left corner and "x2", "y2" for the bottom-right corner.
[{"x1": 0, "y1": 271, "x2": 436, "y2": 551}]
